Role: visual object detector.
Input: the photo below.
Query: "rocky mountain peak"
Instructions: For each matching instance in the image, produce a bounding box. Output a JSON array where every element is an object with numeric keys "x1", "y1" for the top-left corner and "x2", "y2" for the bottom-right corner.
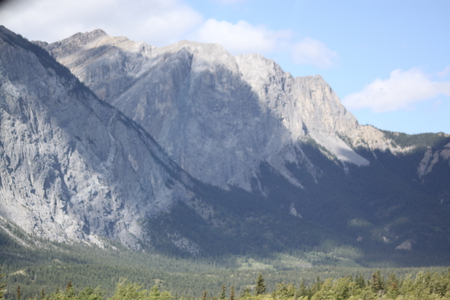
[
  {"x1": 2, "y1": 27, "x2": 450, "y2": 261},
  {"x1": 41, "y1": 29, "x2": 413, "y2": 188},
  {"x1": 0, "y1": 28, "x2": 195, "y2": 249}
]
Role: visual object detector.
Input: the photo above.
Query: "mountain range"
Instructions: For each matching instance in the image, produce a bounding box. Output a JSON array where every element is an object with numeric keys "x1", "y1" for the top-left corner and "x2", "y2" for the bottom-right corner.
[{"x1": 1, "y1": 26, "x2": 450, "y2": 266}]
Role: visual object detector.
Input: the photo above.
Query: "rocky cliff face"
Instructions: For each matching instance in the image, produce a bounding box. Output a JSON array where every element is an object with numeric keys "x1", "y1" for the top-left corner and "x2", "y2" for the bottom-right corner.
[
  {"x1": 41, "y1": 30, "x2": 403, "y2": 191},
  {"x1": 1, "y1": 27, "x2": 450, "y2": 262},
  {"x1": 0, "y1": 26, "x2": 195, "y2": 249}
]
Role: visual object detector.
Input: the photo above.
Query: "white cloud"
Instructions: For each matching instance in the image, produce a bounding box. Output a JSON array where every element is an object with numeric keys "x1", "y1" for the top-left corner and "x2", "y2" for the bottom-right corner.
[
  {"x1": 291, "y1": 37, "x2": 338, "y2": 68},
  {"x1": 0, "y1": 0, "x2": 336, "y2": 69},
  {"x1": 438, "y1": 66, "x2": 450, "y2": 78},
  {"x1": 343, "y1": 68, "x2": 450, "y2": 112},
  {"x1": 192, "y1": 19, "x2": 291, "y2": 55},
  {"x1": 0, "y1": 0, "x2": 203, "y2": 45}
]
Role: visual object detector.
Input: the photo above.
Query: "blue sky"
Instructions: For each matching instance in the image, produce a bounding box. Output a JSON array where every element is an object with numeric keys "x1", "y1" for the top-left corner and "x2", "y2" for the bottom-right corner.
[{"x1": 1, "y1": 0, "x2": 449, "y2": 134}]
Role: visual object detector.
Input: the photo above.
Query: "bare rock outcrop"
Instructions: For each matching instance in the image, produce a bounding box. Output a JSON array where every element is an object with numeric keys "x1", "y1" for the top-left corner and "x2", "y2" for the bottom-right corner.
[{"x1": 0, "y1": 26, "x2": 193, "y2": 248}]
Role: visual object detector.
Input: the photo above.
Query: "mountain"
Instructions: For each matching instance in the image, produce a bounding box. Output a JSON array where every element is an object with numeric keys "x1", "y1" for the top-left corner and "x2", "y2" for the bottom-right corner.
[
  {"x1": 40, "y1": 29, "x2": 401, "y2": 192},
  {"x1": 1, "y1": 26, "x2": 450, "y2": 266},
  {"x1": 0, "y1": 26, "x2": 198, "y2": 250}
]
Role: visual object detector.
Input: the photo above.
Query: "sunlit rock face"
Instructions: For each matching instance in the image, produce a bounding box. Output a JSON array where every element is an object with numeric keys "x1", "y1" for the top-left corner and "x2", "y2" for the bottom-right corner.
[
  {"x1": 0, "y1": 26, "x2": 194, "y2": 249},
  {"x1": 42, "y1": 30, "x2": 402, "y2": 191},
  {"x1": 2, "y1": 27, "x2": 450, "y2": 258}
]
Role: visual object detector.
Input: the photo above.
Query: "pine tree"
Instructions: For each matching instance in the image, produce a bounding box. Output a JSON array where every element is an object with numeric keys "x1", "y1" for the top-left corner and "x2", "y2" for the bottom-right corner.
[
  {"x1": 229, "y1": 286, "x2": 235, "y2": 300},
  {"x1": 220, "y1": 284, "x2": 226, "y2": 300},
  {"x1": 355, "y1": 274, "x2": 366, "y2": 289},
  {"x1": 255, "y1": 274, "x2": 266, "y2": 296},
  {"x1": 386, "y1": 273, "x2": 399, "y2": 298},
  {"x1": 241, "y1": 288, "x2": 251, "y2": 299},
  {"x1": 0, "y1": 266, "x2": 6, "y2": 300},
  {"x1": 202, "y1": 290, "x2": 207, "y2": 300},
  {"x1": 370, "y1": 270, "x2": 384, "y2": 294},
  {"x1": 149, "y1": 285, "x2": 161, "y2": 300},
  {"x1": 298, "y1": 279, "x2": 308, "y2": 298},
  {"x1": 66, "y1": 281, "x2": 75, "y2": 298},
  {"x1": 17, "y1": 285, "x2": 21, "y2": 300}
]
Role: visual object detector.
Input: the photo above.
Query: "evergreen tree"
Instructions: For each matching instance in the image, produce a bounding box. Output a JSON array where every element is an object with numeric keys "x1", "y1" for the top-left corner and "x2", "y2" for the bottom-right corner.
[
  {"x1": 386, "y1": 273, "x2": 399, "y2": 299},
  {"x1": 370, "y1": 270, "x2": 384, "y2": 294},
  {"x1": 149, "y1": 285, "x2": 161, "y2": 300},
  {"x1": 66, "y1": 281, "x2": 73, "y2": 292},
  {"x1": 66, "y1": 281, "x2": 75, "y2": 298},
  {"x1": 311, "y1": 276, "x2": 322, "y2": 294},
  {"x1": 240, "y1": 288, "x2": 251, "y2": 299},
  {"x1": 160, "y1": 290, "x2": 173, "y2": 300},
  {"x1": 78, "y1": 287, "x2": 103, "y2": 300},
  {"x1": 220, "y1": 284, "x2": 226, "y2": 300},
  {"x1": 230, "y1": 286, "x2": 235, "y2": 300},
  {"x1": 17, "y1": 285, "x2": 21, "y2": 300},
  {"x1": 355, "y1": 274, "x2": 366, "y2": 289},
  {"x1": 298, "y1": 280, "x2": 309, "y2": 298},
  {"x1": 0, "y1": 266, "x2": 6, "y2": 300},
  {"x1": 202, "y1": 290, "x2": 207, "y2": 300},
  {"x1": 255, "y1": 274, "x2": 266, "y2": 296}
]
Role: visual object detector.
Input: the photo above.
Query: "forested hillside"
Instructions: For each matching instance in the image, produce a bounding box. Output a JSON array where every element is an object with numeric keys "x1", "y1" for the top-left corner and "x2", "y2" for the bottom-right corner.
[{"x1": 4, "y1": 267, "x2": 450, "y2": 300}]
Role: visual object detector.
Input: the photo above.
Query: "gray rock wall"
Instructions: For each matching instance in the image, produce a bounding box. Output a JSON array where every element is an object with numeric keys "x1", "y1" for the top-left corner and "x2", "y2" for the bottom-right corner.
[
  {"x1": 45, "y1": 30, "x2": 405, "y2": 191},
  {"x1": 0, "y1": 26, "x2": 193, "y2": 248}
]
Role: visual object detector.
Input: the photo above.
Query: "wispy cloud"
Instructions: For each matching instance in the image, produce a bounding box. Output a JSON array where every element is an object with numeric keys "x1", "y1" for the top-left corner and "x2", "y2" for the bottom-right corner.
[
  {"x1": 291, "y1": 37, "x2": 338, "y2": 68},
  {"x1": 192, "y1": 19, "x2": 291, "y2": 55},
  {"x1": 438, "y1": 66, "x2": 450, "y2": 78},
  {"x1": 343, "y1": 68, "x2": 450, "y2": 112},
  {"x1": 0, "y1": 0, "x2": 203, "y2": 45},
  {"x1": 0, "y1": 0, "x2": 337, "y2": 69}
]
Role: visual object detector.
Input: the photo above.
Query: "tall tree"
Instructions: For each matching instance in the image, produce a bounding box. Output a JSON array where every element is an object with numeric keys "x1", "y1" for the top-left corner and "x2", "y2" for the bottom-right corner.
[
  {"x1": 220, "y1": 284, "x2": 226, "y2": 300},
  {"x1": 370, "y1": 270, "x2": 384, "y2": 294},
  {"x1": 255, "y1": 274, "x2": 266, "y2": 296},
  {"x1": 0, "y1": 266, "x2": 5, "y2": 300},
  {"x1": 229, "y1": 286, "x2": 235, "y2": 300},
  {"x1": 149, "y1": 285, "x2": 161, "y2": 300},
  {"x1": 17, "y1": 285, "x2": 21, "y2": 300}
]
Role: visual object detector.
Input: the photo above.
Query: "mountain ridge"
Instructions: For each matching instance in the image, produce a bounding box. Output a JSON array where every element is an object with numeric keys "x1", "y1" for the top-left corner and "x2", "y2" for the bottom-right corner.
[
  {"x1": 1, "y1": 26, "x2": 449, "y2": 265},
  {"x1": 40, "y1": 29, "x2": 413, "y2": 191},
  {"x1": 0, "y1": 25, "x2": 198, "y2": 250}
]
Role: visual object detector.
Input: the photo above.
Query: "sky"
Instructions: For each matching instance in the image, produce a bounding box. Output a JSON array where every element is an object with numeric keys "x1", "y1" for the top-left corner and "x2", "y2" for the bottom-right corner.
[{"x1": 1, "y1": 0, "x2": 449, "y2": 134}]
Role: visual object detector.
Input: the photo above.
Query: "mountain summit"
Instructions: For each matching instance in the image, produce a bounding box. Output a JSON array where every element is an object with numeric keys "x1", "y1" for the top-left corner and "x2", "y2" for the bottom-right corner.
[{"x1": 41, "y1": 30, "x2": 403, "y2": 191}]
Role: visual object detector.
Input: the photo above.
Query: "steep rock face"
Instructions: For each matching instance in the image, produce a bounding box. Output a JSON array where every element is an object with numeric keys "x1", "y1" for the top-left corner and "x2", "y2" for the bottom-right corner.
[
  {"x1": 0, "y1": 26, "x2": 194, "y2": 248},
  {"x1": 43, "y1": 34, "x2": 289, "y2": 190},
  {"x1": 2, "y1": 27, "x2": 450, "y2": 262},
  {"x1": 418, "y1": 142, "x2": 450, "y2": 179},
  {"x1": 42, "y1": 30, "x2": 405, "y2": 191}
]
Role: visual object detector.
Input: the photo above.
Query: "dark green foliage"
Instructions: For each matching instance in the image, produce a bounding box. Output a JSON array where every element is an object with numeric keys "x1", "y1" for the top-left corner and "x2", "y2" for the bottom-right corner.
[
  {"x1": 0, "y1": 266, "x2": 5, "y2": 300},
  {"x1": 12, "y1": 269, "x2": 450, "y2": 300},
  {"x1": 381, "y1": 130, "x2": 450, "y2": 150},
  {"x1": 370, "y1": 270, "x2": 384, "y2": 293},
  {"x1": 255, "y1": 275, "x2": 266, "y2": 296},
  {"x1": 220, "y1": 284, "x2": 226, "y2": 300}
]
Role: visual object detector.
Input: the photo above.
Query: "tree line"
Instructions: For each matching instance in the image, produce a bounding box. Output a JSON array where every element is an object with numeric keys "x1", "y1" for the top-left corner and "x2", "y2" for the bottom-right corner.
[{"x1": 3, "y1": 268, "x2": 450, "y2": 300}]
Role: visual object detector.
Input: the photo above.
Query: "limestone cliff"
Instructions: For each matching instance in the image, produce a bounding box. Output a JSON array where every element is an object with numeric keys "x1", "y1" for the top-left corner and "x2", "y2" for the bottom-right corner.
[
  {"x1": 2, "y1": 27, "x2": 449, "y2": 259},
  {"x1": 42, "y1": 30, "x2": 404, "y2": 191},
  {"x1": 0, "y1": 26, "x2": 194, "y2": 249}
]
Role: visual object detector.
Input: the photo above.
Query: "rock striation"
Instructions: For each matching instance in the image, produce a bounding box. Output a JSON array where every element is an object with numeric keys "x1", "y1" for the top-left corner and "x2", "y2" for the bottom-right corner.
[
  {"x1": 41, "y1": 30, "x2": 404, "y2": 191},
  {"x1": 0, "y1": 26, "x2": 195, "y2": 249},
  {"x1": 1, "y1": 27, "x2": 449, "y2": 259}
]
